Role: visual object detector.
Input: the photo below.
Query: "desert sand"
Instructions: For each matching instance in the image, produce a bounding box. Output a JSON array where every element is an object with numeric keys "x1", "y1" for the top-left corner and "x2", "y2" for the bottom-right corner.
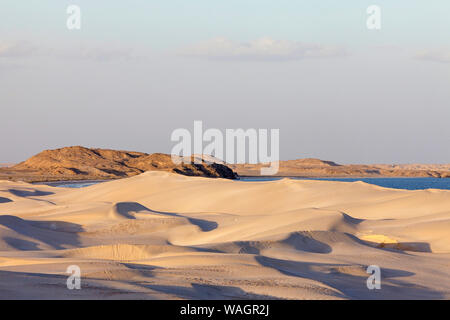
[{"x1": 1, "y1": 171, "x2": 450, "y2": 299}]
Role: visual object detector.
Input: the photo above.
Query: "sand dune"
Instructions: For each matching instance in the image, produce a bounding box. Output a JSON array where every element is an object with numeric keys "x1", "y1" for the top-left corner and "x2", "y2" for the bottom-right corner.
[{"x1": 0, "y1": 171, "x2": 449, "y2": 299}]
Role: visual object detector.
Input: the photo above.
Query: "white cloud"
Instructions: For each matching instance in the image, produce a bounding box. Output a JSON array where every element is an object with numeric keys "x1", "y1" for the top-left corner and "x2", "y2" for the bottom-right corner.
[
  {"x1": 180, "y1": 37, "x2": 347, "y2": 61},
  {"x1": 0, "y1": 41, "x2": 137, "y2": 62},
  {"x1": 415, "y1": 49, "x2": 450, "y2": 63}
]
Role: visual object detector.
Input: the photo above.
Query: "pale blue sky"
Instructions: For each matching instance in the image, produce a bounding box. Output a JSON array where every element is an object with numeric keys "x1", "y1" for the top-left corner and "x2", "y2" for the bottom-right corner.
[
  {"x1": 1, "y1": 1, "x2": 449, "y2": 163},
  {"x1": 2, "y1": 1, "x2": 449, "y2": 47}
]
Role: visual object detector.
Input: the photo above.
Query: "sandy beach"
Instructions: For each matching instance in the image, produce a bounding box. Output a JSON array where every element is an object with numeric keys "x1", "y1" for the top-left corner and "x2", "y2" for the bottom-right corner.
[{"x1": 1, "y1": 171, "x2": 449, "y2": 299}]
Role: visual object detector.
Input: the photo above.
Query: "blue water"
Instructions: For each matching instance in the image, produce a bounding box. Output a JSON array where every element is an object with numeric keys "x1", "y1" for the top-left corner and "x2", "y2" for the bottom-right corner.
[
  {"x1": 40, "y1": 177, "x2": 450, "y2": 191},
  {"x1": 37, "y1": 180, "x2": 106, "y2": 188},
  {"x1": 239, "y1": 177, "x2": 450, "y2": 191}
]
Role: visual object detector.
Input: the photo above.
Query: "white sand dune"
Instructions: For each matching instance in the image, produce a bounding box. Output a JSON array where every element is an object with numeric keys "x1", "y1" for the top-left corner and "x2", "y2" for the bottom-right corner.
[{"x1": 0, "y1": 171, "x2": 449, "y2": 299}]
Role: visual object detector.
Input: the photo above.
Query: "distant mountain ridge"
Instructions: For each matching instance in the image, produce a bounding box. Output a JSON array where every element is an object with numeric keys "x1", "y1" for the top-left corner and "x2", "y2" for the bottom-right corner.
[{"x1": 230, "y1": 158, "x2": 450, "y2": 178}]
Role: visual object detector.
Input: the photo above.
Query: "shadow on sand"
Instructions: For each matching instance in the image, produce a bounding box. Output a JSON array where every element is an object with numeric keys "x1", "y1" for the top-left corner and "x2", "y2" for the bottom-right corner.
[
  {"x1": 0, "y1": 215, "x2": 83, "y2": 250},
  {"x1": 114, "y1": 201, "x2": 218, "y2": 232},
  {"x1": 255, "y1": 256, "x2": 443, "y2": 299},
  {"x1": 8, "y1": 189, "x2": 54, "y2": 197},
  {"x1": 0, "y1": 197, "x2": 13, "y2": 203}
]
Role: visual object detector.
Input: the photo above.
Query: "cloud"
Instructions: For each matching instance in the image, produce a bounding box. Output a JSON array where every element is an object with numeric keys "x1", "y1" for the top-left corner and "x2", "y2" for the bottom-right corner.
[
  {"x1": 180, "y1": 37, "x2": 347, "y2": 61},
  {"x1": 51, "y1": 44, "x2": 142, "y2": 62},
  {"x1": 415, "y1": 49, "x2": 450, "y2": 63},
  {"x1": 0, "y1": 41, "x2": 138, "y2": 62},
  {"x1": 0, "y1": 42, "x2": 35, "y2": 58}
]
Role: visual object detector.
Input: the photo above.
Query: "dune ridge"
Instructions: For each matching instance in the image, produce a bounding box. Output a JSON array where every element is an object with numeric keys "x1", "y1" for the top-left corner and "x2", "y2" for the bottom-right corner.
[{"x1": 0, "y1": 171, "x2": 449, "y2": 299}]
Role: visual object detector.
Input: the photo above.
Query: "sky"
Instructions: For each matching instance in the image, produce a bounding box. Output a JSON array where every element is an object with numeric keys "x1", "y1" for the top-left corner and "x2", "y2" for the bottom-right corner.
[{"x1": 1, "y1": 0, "x2": 449, "y2": 164}]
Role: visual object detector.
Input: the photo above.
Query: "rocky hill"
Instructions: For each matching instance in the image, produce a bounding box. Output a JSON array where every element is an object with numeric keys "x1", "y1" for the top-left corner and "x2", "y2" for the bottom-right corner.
[
  {"x1": 0, "y1": 146, "x2": 237, "y2": 182},
  {"x1": 1, "y1": 146, "x2": 448, "y2": 182}
]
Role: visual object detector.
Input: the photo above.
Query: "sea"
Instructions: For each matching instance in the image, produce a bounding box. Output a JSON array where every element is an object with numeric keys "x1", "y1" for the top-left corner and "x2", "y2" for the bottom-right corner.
[{"x1": 38, "y1": 177, "x2": 450, "y2": 191}]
